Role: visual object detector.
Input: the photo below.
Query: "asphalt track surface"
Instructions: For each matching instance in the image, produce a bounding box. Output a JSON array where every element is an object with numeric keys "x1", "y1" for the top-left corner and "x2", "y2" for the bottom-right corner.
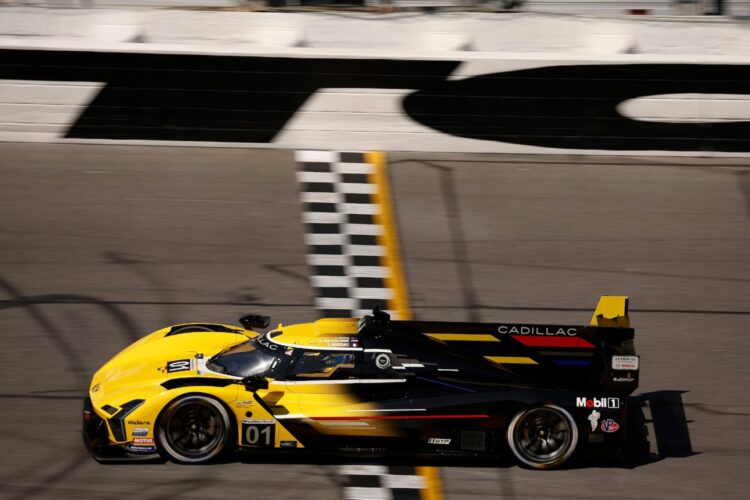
[{"x1": 1, "y1": 144, "x2": 749, "y2": 499}]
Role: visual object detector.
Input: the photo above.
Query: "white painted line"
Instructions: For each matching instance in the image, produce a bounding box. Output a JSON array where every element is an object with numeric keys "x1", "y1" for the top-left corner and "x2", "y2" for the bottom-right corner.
[
  {"x1": 341, "y1": 203, "x2": 380, "y2": 215},
  {"x1": 305, "y1": 233, "x2": 346, "y2": 245},
  {"x1": 348, "y1": 245, "x2": 386, "y2": 256},
  {"x1": 344, "y1": 224, "x2": 383, "y2": 236},
  {"x1": 336, "y1": 163, "x2": 374, "y2": 174},
  {"x1": 297, "y1": 171, "x2": 338, "y2": 183},
  {"x1": 352, "y1": 288, "x2": 393, "y2": 300},
  {"x1": 340, "y1": 183, "x2": 376, "y2": 194},
  {"x1": 349, "y1": 266, "x2": 388, "y2": 278},
  {"x1": 308, "y1": 254, "x2": 348, "y2": 266},
  {"x1": 303, "y1": 212, "x2": 345, "y2": 224},
  {"x1": 383, "y1": 474, "x2": 425, "y2": 489},
  {"x1": 343, "y1": 487, "x2": 391, "y2": 500},
  {"x1": 339, "y1": 465, "x2": 388, "y2": 476},
  {"x1": 311, "y1": 275, "x2": 355, "y2": 288},
  {"x1": 296, "y1": 150, "x2": 337, "y2": 163},
  {"x1": 314, "y1": 297, "x2": 358, "y2": 310},
  {"x1": 301, "y1": 192, "x2": 342, "y2": 204}
]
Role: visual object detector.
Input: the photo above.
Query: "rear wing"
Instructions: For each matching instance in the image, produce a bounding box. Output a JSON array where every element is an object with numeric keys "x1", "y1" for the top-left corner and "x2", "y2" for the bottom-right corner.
[
  {"x1": 377, "y1": 296, "x2": 639, "y2": 395},
  {"x1": 590, "y1": 295, "x2": 630, "y2": 328}
]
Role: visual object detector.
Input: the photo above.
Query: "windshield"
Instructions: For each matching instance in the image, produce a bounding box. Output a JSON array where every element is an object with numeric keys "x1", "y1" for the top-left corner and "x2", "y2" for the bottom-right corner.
[{"x1": 207, "y1": 339, "x2": 277, "y2": 377}]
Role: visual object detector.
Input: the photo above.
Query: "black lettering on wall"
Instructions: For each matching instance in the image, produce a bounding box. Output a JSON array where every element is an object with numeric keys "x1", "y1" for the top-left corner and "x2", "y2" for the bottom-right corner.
[
  {"x1": 0, "y1": 49, "x2": 459, "y2": 143},
  {"x1": 402, "y1": 64, "x2": 750, "y2": 152},
  {"x1": 2, "y1": 49, "x2": 750, "y2": 152}
]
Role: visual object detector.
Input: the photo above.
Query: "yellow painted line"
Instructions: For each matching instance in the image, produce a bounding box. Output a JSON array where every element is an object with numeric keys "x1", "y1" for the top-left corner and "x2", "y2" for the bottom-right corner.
[
  {"x1": 365, "y1": 151, "x2": 442, "y2": 500},
  {"x1": 485, "y1": 356, "x2": 538, "y2": 365},
  {"x1": 367, "y1": 151, "x2": 411, "y2": 320},
  {"x1": 417, "y1": 465, "x2": 444, "y2": 500},
  {"x1": 426, "y1": 333, "x2": 500, "y2": 342}
]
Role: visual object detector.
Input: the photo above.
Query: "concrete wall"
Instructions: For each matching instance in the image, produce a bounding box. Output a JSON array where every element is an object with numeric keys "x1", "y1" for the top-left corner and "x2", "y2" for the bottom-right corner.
[{"x1": 2, "y1": 9, "x2": 750, "y2": 155}]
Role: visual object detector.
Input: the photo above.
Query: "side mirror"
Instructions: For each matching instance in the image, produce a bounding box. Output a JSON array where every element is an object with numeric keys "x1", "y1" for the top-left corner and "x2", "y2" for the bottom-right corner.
[
  {"x1": 239, "y1": 314, "x2": 271, "y2": 330},
  {"x1": 242, "y1": 373, "x2": 269, "y2": 392}
]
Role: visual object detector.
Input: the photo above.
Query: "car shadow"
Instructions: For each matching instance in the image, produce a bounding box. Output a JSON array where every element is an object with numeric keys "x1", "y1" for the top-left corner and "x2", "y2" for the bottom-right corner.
[{"x1": 575, "y1": 389, "x2": 699, "y2": 469}]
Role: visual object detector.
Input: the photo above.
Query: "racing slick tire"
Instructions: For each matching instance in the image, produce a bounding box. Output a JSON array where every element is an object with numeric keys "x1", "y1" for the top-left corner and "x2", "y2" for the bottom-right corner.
[
  {"x1": 506, "y1": 404, "x2": 579, "y2": 470},
  {"x1": 157, "y1": 394, "x2": 232, "y2": 464}
]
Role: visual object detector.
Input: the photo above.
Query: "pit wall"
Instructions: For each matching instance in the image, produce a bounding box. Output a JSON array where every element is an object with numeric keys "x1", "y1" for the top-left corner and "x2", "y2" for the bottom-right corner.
[{"x1": 2, "y1": 43, "x2": 750, "y2": 156}]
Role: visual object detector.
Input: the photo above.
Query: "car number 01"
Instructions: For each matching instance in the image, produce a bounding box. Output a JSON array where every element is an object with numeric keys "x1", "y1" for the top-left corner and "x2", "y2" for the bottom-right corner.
[{"x1": 242, "y1": 423, "x2": 275, "y2": 447}]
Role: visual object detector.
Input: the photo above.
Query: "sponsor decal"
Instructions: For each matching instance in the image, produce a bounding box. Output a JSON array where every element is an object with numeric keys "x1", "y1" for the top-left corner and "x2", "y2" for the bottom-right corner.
[
  {"x1": 613, "y1": 376, "x2": 636, "y2": 383},
  {"x1": 576, "y1": 397, "x2": 620, "y2": 409},
  {"x1": 132, "y1": 427, "x2": 149, "y2": 437},
  {"x1": 317, "y1": 335, "x2": 359, "y2": 348},
  {"x1": 497, "y1": 325, "x2": 580, "y2": 337},
  {"x1": 375, "y1": 353, "x2": 392, "y2": 369},
  {"x1": 428, "y1": 438, "x2": 451, "y2": 445},
  {"x1": 235, "y1": 400, "x2": 254, "y2": 408},
  {"x1": 133, "y1": 437, "x2": 154, "y2": 445},
  {"x1": 587, "y1": 410, "x2": 601, "y2": 432},
  {"x1": 127, "y1": 444, "x2": 156, "y2": 453},
  {"x1": 612, "y1": 355, "x2": 639, "y2": 371},
  {"x1": 166, "y1": 359, "x2": 193, "y2": 373},
  {"x1": 128, "y1": 419, "x2": 150, "y2": 425},
  {"x1": 280, "y1": 440, "x2": 298, "y2": 449},
  {"x1": 601, "y1": 419, "x2": 620, "y2": 433},
  {"x1": 90, "y1": 383, "x2": 100, "y2": 393},
  {"x1": 258, "y1": 335, "x2": 279, "y2": 351},
  {"x1": 242, "y1": 422, "x2": 276, "y2": 447},
  {"x1": 242, "y1": 419, "x2": 275, "y2": 425}
]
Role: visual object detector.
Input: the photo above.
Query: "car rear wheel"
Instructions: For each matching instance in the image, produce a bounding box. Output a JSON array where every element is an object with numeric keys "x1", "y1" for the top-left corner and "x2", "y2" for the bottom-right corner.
[
  {"x1": 506, "y1": 404, "x2": 578, "y2": 469},
  {"x1": 157, "y1": 394, "x2": 231, "y2": 464}
]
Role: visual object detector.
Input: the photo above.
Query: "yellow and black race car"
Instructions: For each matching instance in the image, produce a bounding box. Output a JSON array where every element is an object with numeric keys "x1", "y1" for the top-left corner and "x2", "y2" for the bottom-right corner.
[{"x1": 83, "y1": 296, "x2": 639, "y2": 469}]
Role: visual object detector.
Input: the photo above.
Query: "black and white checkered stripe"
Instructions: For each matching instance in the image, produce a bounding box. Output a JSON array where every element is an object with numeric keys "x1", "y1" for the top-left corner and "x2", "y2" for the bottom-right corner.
[
  {"x1": 296, "y1": 150, "x2": 392, "y2": 319},
  {"x1": 339, "y1": 465, "x2": 424, "y2": 500}
]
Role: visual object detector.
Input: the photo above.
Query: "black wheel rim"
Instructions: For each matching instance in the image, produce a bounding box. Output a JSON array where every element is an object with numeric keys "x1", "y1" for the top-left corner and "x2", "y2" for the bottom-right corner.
[
  {"x1": 165, "y1": 401, "x2": 225, "y2": 458},
  {"x1": 514, "y1": 407, "x2": 573, "y2": 464}
]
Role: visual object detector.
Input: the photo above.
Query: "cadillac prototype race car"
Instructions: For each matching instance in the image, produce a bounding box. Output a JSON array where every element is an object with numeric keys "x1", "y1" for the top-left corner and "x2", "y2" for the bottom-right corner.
[{"x1": 83, "y1": 296, "x2": 640, "y2": 469}]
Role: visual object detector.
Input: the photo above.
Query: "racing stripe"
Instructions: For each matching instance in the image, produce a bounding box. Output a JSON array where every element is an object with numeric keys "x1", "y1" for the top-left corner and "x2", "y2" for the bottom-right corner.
[
  {"x1": 511, "y1": 335, "x2": 595, "y2": 348},
  {"x1": 485, "y1": 356, "x2": 538, "y2": 365},
  {"x1": 425, "y1": 333, "x2": 500, "y2": 342}
]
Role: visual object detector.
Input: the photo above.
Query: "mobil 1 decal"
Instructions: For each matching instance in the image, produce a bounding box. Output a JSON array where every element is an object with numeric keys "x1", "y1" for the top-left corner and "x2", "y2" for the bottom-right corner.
[{"x1": 2, "y1": 49, "x2": 750, "y2": 151}]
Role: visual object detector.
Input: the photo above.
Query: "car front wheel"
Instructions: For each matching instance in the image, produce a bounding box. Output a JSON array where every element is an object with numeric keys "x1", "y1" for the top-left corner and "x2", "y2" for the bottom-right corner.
[
  {"x1": 157, "y1": 394, "x2": 232, "y2": 464},
  {"x1": 506, "y1": 404, "x2": 578, "y2": 469}
]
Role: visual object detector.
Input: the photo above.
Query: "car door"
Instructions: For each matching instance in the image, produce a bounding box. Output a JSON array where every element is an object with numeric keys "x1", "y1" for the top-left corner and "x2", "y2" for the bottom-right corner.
[{"x1": 283, "y1": 349, "x2": 412, "y2": 447}]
